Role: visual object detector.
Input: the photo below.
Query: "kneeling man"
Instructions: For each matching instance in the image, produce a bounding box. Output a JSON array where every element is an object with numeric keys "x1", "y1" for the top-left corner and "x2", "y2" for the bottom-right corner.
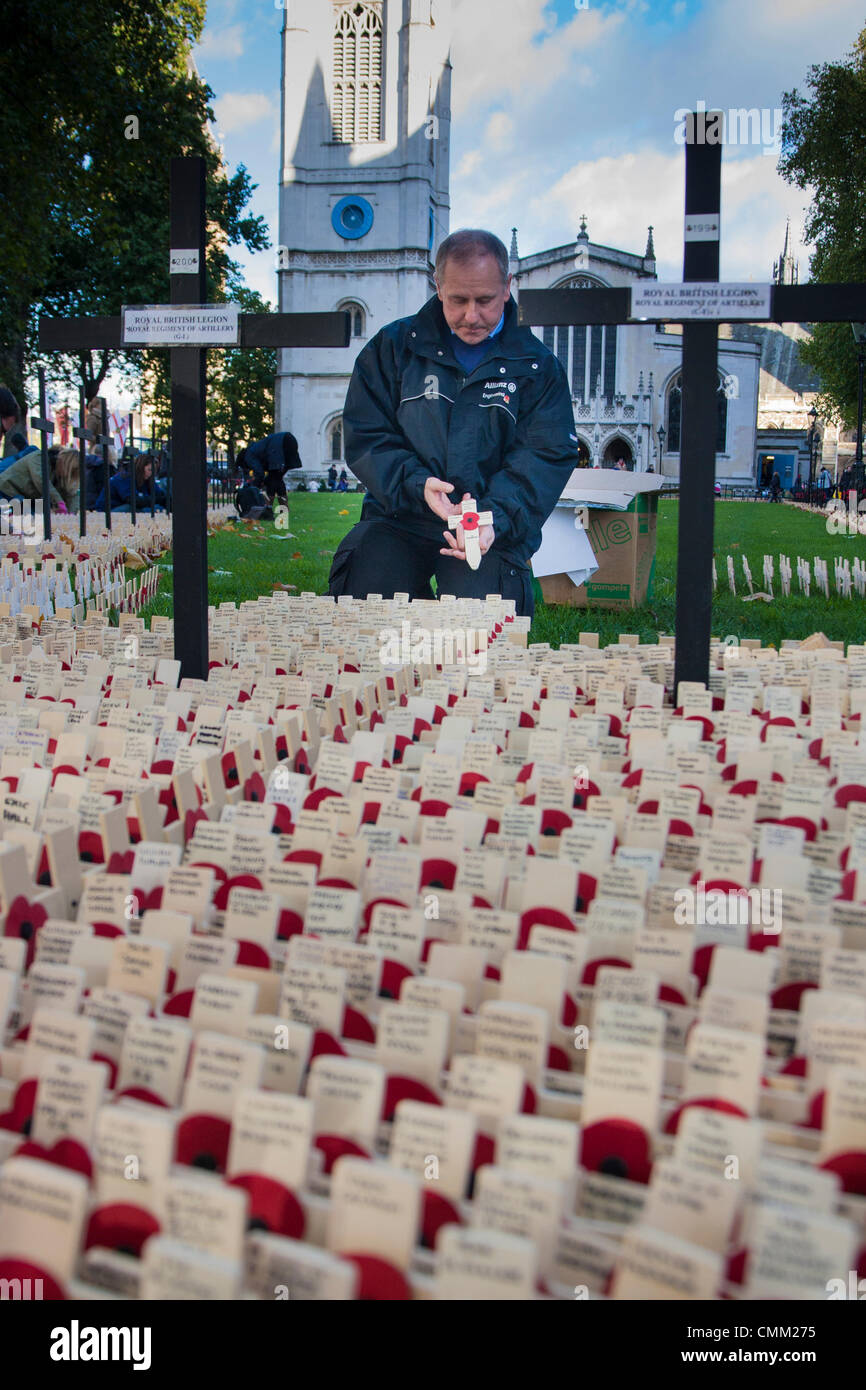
[{"x1": 328, "y1": 228, "x2": 579, "y2": 617}]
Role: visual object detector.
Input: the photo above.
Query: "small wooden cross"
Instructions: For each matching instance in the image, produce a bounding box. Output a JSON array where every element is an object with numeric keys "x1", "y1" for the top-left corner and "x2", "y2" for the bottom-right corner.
[
  {"x1": 29, "y1": 370, "x2": 55, "y2": 541},
  {"x1": 447, "y1": 495, "x2": 493, "y2": 571}
]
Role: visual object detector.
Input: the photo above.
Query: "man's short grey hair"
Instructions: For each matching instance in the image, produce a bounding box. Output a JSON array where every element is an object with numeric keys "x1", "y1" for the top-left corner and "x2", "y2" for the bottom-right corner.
[{"x1": 435, "y1": 229, "x2": 510, "y2": 285}]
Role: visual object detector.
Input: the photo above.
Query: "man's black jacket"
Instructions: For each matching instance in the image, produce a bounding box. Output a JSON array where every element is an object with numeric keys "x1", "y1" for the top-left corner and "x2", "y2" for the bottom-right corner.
[
  {"x1": 343, "y1": 292, "x2": 579, "y2": 565},
  {"x1": 245, "y1": 432, "x2": 302, "y2": 480}
]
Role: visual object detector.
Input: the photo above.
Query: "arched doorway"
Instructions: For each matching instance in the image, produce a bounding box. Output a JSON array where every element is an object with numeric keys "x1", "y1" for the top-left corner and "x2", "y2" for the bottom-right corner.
[
  {"x1": 602, "y1": 437, "x2": 633, "y2": 469},
  {"x1": 576, "y1": 437, "x2": 591, "y2": 467}
]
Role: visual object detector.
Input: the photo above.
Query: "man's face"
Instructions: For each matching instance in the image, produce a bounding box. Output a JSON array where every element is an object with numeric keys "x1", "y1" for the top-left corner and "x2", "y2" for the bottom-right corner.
[
  {"x1": 1, "y1": 414, "x2": 16, "y2": 437},
  {"x1": 436, "y1": 255, "x2": 512, "y2": 343}
]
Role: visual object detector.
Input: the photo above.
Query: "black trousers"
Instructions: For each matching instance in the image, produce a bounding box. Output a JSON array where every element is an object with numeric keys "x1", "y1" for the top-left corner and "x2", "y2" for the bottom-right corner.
[
  {"x1": 327, "y1": 517, "x2": 535, "y2": 618},
  {"x1": 263, "y1": 469, "x2": 288, "y2": 503}
]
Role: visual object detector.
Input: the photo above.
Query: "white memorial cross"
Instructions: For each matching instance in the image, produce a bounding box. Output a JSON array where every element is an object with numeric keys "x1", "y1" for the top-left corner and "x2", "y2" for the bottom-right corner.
[{"x1": 447, "y1": 496, "x2": 494, "y2": 572}]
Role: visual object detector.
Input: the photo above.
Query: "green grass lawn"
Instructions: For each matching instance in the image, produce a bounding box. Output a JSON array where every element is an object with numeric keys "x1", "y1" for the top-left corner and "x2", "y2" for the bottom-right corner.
[{"x1": 140, "y1": 494, "x2": 866, "y2": 649}]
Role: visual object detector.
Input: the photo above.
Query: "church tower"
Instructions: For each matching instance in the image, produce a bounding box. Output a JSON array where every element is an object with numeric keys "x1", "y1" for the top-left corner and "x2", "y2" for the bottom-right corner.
[
  {"x1": 277, "y1": 0, "x2": 452, "y2": 471},
  {"x1": 772, "y1": 219, "x2": 799, "y2": 286}
]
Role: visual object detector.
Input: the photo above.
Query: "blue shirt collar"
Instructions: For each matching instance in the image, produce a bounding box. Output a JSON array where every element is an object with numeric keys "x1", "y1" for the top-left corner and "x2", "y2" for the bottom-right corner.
[{"x1": 449, "y1": 309, "x2": 506, "y2": 347}]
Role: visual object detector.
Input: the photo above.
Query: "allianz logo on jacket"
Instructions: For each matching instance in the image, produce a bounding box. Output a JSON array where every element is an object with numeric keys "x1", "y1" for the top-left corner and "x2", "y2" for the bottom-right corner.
[{"x1": 482, "y1": 379, "x2": 518, "y2": 404}]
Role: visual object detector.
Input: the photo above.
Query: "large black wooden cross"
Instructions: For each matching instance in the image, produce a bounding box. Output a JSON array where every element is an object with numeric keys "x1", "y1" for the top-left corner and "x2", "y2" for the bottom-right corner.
[
  {"x1": 519, "y1": 123, "x2": 866, "y2": 696},
  {"x1": 39, "y1": 156, "x2": 349, "y2": 679}
]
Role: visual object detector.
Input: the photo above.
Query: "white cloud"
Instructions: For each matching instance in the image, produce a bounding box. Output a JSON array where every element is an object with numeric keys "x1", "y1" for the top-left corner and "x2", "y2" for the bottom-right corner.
[
  {"x1": 456, "y1": 150, "x2": 483, "y2": 178},
  {"x1": 450, "y1": 0, "x2": 620, "y2": 113},
  {"x1": 485, "y1": 112, "x2": 514, "y2": 150},
  {"x1": 719, "y1": 156, "x2": 813, "y2": 282},
  {"x1": 213, "y1": 92, "x2": 278, "y2": 134},
  {"x1": 194, "y1": 24, "x2": 246, "y2": 60},
  {"x1": 446, "y1": 0, "x2": 865, "y2": 279},
  {"x1": 452, "y1": 141, "x2": 814, "y2": 285}
]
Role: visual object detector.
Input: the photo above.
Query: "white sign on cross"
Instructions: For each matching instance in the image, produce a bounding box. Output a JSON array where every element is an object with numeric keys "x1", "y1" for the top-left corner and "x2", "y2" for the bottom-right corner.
[{"x1": 447, "y1": 496, "x2": 493, "y2": 571}]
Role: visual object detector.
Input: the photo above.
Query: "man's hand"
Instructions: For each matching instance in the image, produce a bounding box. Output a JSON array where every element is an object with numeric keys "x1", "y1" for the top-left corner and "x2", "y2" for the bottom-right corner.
[
  {"x1": 440, "y1": 523, "x2": 495, "y2": 562},
  {"x1": 424, "y1": 476, "x2": 462, "y2": 522},
  {"x1": 439, "y1": 491, "x2": 495, "y2": 562}
]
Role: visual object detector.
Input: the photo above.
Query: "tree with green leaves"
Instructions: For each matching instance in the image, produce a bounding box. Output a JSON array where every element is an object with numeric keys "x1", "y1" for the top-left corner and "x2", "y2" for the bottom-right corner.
[
  {"x1": 0, "y1": 0, "x2": 269, "y2": 413},
  {"x1": 779, "y1": 26, "x2": 866, "y2": 427},
  {"x1": 141, "y1": 279, "x2": 276, "y2": 466},
  {"x1": 205, "y1": 284, "x2": 277, "y2": 467}
]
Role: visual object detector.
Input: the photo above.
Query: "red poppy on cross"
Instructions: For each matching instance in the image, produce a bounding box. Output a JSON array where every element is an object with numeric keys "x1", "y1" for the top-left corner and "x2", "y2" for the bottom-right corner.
[{"x1": 447, "y1": 495, "x2": 493, "y2": 570}]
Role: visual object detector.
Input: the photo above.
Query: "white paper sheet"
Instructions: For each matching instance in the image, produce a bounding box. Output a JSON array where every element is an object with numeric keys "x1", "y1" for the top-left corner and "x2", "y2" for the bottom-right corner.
[{"x1": 531, "y1": 508, "x2": 598, "y2": 585}]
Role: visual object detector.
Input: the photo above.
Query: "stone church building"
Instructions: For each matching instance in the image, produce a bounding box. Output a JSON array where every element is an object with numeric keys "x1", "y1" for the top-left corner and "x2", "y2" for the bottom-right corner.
[{"x1": 276, "y1": 0, "x2": 831, "y2": 487}]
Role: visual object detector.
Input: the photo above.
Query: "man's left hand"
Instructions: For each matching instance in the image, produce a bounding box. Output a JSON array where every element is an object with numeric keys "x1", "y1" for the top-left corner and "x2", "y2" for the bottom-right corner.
[{"x1": 440, "y1": 522, "x2": 495, "y2": 562}]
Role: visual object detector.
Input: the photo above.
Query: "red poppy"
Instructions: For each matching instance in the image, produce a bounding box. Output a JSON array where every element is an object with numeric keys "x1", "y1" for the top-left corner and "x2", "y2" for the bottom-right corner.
[
  {"x1": 130, "y1": 885, "x2": 163, "y2": 915},
  {"x1": 78, "y1": 830, "x2": 105, "y2": 864},
  {"x1": 221, "y1": 751, "x2": 240, "y2": 788},
  {"x1": 0, "y1": 1078, "x2": 38, "y2": 1135},
  {"x1": 212, "y1": 874, "x2": 263, "y2": 912},
  {"x1": 243, "y1": 772, "x2": 267, "y2": 803},
  {"x1": 106, "y1": 850, "x2": 136, "y2": 876},
  {"x1": 4, "y1": 895, "x2": 49, "y2": 970},
  {"x1": 15, "y1": 1137, "x2": 93, "y2": 1180},
  {"x1": 227, "y1": 1175, "x2": 305, "y2": 1239},
  {"x1": 183, "y1": 808, "x2": 209, "y2": 843}
]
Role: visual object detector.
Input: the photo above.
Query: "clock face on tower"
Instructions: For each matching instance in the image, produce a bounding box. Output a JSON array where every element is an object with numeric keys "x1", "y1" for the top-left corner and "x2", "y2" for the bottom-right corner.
[{"x1": 332, "y1": 196, "x2": 374, "y2": 240}]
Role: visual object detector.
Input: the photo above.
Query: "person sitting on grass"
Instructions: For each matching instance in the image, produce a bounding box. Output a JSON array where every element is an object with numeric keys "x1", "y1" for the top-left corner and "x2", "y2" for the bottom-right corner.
[
  {"x1": 0, "y1": 444, "x2": 79, "y2": 512},
  {"x1": 94, "y1": 454, "x2": 165, "y2": 512}
]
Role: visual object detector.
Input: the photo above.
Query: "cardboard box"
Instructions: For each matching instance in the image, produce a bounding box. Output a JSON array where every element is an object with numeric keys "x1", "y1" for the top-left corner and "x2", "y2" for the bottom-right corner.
[{"x1": 532, "y1": 470, "x2": 665, "y2": 611}]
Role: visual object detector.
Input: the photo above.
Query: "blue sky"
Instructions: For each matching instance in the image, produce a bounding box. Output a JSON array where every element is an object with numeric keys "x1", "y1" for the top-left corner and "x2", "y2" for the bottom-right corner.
[{"x1": 194, "y1": 0, "x2": 862, "y2": 304}]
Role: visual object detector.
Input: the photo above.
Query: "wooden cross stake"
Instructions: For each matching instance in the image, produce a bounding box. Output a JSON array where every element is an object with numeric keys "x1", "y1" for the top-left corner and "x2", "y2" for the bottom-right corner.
[
  {"x1": 29, "y1": 367, "x2": 54, "y2": 542},
  {"x1": 448, "y1": 495, "x2": 493, "y2": 570}
]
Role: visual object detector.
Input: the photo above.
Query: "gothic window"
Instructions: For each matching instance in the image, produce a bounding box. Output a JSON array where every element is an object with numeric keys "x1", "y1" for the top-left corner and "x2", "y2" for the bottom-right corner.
[
  {"x1": 667, "y1": 378, "x2": 682, "y2": 452},
  {"x1": 535, "y1": 277, "x2": 616, "y2": 402},
  {"x1": 555, "y1": 327, "x2": 569, "y2": 375},
  {"x1": 572, "y1": 325, "x2": 586, "y2": 400},
  {"x1": 338, "y1": 301, "x2": 365, "y2": 337},
  {"x1": 666, "y1": 374, "x2": 728, "y2": 453},
  {"x1": 332, "y1": 2, "x2": 383, "y2": 143},
  {"x1": 329, "y1": 418, "x2": 344, "y2": 461},
  {"x1": 603, "y1": 324, "x2": 617, "y2": 400},
  {"x1": 589, "y1": 327, "x2": 603, "y2": 399}
]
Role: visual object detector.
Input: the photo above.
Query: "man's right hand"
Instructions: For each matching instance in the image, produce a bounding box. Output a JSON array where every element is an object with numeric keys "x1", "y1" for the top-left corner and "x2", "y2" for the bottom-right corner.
[{"x1": 423, "y1": 477, "x2": 462, "y2": 522}]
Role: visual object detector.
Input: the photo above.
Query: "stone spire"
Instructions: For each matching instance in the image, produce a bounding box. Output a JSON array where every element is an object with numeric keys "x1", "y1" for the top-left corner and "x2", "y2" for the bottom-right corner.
[
  {"x1": 773, "y1": 218, "x2": 798, "y2": 285},
  {"x1": 508, "y1": 227, "x2": 520, "y2": 299},
  {"x1": 576, "y1": 214, "x2": 589, "y2": 243},
  {"x1": 645, "y1": 225, "x2": 656, "y2": 261}
]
